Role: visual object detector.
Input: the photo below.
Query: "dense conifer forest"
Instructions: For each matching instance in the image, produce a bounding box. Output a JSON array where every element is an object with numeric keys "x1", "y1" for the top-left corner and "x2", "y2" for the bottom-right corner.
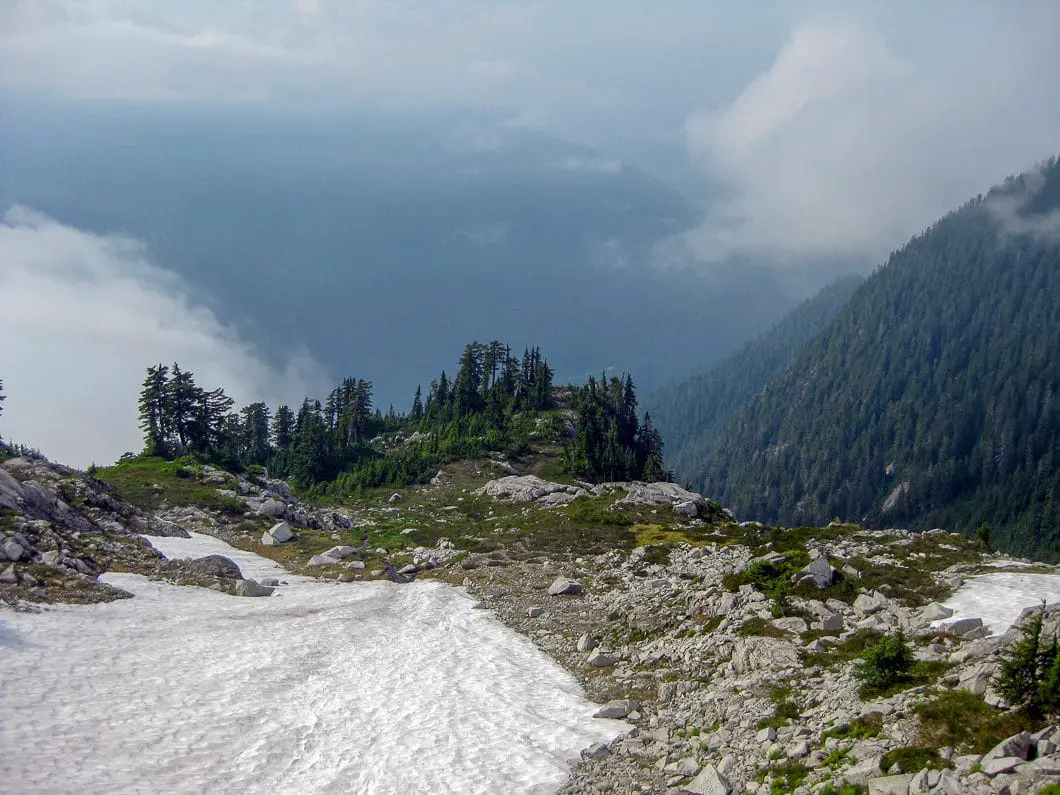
[
  {"x1": 694, "y1": 157, "x2": 1060, "y2": 559},
  {"x1": 644, "y1": 275, "x2": 863, "y2": 481}
]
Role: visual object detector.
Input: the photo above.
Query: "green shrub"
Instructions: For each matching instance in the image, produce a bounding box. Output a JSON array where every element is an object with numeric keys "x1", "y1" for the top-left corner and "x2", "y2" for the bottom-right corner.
[{"x1": 855, "y1": 632, "x2": 915, "y2": 696}]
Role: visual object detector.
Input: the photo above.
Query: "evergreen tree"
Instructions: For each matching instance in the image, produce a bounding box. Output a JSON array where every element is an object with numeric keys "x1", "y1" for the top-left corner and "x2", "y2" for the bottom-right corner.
[
  {"x1": 137, "y1": 364, "x2": 170, "y2": 456},
  {"x1": 411, "y1": 385, "x2": 424, "y2": 422},
  {"x1": 241, "y1": 402, "x2": 272, "y2": 464},
  {"x1": 271, "y1": 405, "x2": 295, "y2": 451},
  {"x1": 995, "y1": 602, "x2": 1050, "y2": 712},
  {"x1": 166, "y1": 364, "x2": 201, "y2": 453}
]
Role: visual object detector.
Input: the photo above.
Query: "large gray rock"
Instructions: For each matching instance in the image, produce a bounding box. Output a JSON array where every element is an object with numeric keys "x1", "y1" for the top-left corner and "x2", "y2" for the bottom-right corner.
[
  {"x1": 475, "y1": 475, "x2": 586, "y2": 504},
  {"x1": 593, "y1": 700, "x2": 639, "y2": 719},
  {"x1": 576, "y1": 633, "x2": 599, "y2": 652},
  {"x1": 548, "y1": 576, "x2": 583, "y2": 596},
  {"x1": 854, "y1": 593, "x2": 883, "y2": 614},
  {"x1": 0, "y1": 564, "x2": 17, "y2": 585},
  {"x1": 985, "y1": 731, "x2": 1033, "y2": 761},
  {"x1": 0, "y1": 538, "x2": 27, "y2": 562},
  {"x1": 772, "y1": 616, "x2": 808, "y2": 634},
  {"x1": 868, "y1": 774, "x2": 913, "y2": 795},
  {"x1": 683, "y1": 764, "x2": 731, "y2": 795},
  {"x1": 587, "y1": 648, "x2": 616, "y2": 667},
  {"x1": 324, "y1": 545, "x2": 356, "y2": 560},
  {"x1": 234, "y1": 579, "x2": 274, "y2": 597},
  {"x1": 918, "y1": 602, "x2": 954, "y2": 622},
  {"x1": 261, "y1": 522, "x2": 295, "y2": 546},
  {"x1": 942, "y1": 617, "x2": 985, "y2": 638},
  {"x1": 188, "y1": 555, "x2": 243, "y2": 580},
  {"x1": 308, "y1": 554, "x2": 340, "y2": 566},
  {"x1": 607, "y1": 481, "x2": 708, "y2": 511},
  {"x1": 980, "y1": 756, "x2": 1022, "y2": 776},
  {"x1": 792, "y1": 555, "x2": 837, "y2": 589},
  {"x1": 731, "y1": 637, "x2": 800, "y2": 674}
]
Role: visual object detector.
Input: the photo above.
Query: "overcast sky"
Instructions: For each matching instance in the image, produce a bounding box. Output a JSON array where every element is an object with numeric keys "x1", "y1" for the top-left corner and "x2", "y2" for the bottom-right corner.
[{"x1": 1, "y1": 0, "x2": 1059, "y2": 465}]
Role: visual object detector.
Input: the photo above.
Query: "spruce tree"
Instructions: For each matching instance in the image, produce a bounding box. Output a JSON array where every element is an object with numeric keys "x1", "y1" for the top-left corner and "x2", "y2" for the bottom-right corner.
[
  {"x1": 411, "y1": 386, "x2": 424, "y2": 422},
  {"x1": 271, "y1": 405, "x2": 295, "y2": 451},
  {"x1": 166, "y1": 364, "x2": 201, "y2": 453},
  {"x1": 137, "y1": 364, "x2": 170, "y2": 456}
]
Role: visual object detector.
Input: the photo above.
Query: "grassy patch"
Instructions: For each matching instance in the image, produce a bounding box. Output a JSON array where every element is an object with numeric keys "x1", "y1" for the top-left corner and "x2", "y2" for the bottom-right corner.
[
  {"x1": 847, "y1": 556, "x2": 951, "y2": 607},
  {"x1": 94, "y1": 455, "x2": 244, "y2": 514},
  {"x1": 859, "y1": 660, "x2": 952, "y2": 700},
  {"x1": 802, "y1": 630, "x2": 884, "y2": 668},
  {"x1": 768, "y1": 762, "x2": 808, "y2": 795},
  {"x1": 820, "y1": 785, "x2": 865, "y2": 795},
  {"x1": 915, "y1": 689, "x2": 1045, "y2": 754},
  {"x1": 633, "y1": 523, "x2": 718, "y2": 548},
  {"x1": 823, "y1": 713, "x2": 883, "y2": 742},
  {"x1": 740, "y1": 617, "x2": 791, "y2": 639},
  {"x1": 879, "y1": 747, "x2": 948, "y2": 774},
  {"x1": 758, "y1": 685, "x2": 801, "y2": 729}
]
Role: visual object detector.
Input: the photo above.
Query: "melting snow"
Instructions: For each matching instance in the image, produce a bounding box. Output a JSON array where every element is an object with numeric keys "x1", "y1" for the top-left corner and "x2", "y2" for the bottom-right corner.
[
  {"x1": 936, "y1": 571, "x2": 1060, "y2": 635},
  {"x1": 0, "y1": 533, "x2": 624, "y2": 794}
]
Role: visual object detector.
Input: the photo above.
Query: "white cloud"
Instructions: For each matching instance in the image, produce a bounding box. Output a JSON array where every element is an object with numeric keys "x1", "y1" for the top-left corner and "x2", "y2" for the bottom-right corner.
[
  {"x1": 0, "y1": 207, "x2": 328, "y2": 468},
  {"x1": 682, "y1": 7, "x2": 1060, "y2": 264}
]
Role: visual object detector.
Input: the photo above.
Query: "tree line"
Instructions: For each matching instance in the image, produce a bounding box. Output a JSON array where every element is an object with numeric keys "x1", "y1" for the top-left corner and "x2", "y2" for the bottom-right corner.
[{"x1": 133, "y1": 341, "x2": 669, "y2": 496}]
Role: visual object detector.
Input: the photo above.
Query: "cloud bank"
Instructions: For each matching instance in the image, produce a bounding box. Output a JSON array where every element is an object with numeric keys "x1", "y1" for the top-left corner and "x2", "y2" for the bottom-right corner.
[
  {"x1": 0, "y1": 207, "x2": 327, "y2": 468},
  {"x1": 683, "y1": 7, "x2": 1060, "y2": 264}
]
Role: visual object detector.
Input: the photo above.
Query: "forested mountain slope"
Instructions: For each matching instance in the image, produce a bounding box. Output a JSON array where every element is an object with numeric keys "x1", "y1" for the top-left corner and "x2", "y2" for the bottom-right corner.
[
  {"x1": 697, "y1": 157, "x2": 1060, "y2": 559},
  {"x1": 644, "y1": 275, "x2": 863, "y2": 481}
]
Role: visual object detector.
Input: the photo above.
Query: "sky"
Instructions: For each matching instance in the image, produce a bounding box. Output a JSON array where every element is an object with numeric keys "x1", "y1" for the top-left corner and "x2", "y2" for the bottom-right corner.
[{"x1": 1, "y1": 0, "x2": 1059, "y2": 465}]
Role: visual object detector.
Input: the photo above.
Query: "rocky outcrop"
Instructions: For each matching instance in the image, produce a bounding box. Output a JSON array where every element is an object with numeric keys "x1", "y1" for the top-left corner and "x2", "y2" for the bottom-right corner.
[
  {"x1": 475, "y1": 475, "x2": 724, "y2": 518},
  {"x1": 475, "y1": 475, "x2": 588, "y2": 504}
]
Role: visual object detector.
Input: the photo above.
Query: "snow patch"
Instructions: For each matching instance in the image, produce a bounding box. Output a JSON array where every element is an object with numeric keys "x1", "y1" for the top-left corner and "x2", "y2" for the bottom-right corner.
[
  {"x1": 0, "y1": 534, "x2": 625, "y2": 793},
  {"x1": 935, "y1": 572, "x2": 1060, "y2": 635}
]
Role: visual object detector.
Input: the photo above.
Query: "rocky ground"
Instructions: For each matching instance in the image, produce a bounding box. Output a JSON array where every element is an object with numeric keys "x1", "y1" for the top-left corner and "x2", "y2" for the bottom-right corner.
[{"x1": 3, "y1": 446, "x2": 1060, "y2": 795}]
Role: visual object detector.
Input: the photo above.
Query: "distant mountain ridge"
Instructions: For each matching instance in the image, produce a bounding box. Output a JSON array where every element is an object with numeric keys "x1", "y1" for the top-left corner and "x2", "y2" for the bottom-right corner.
[
  {"x1": 644, "y1": 274, "x2": 863, "y2": 481},
  {"x1": 694, "y1": 157, "x2": 1060, "y2": 559}
]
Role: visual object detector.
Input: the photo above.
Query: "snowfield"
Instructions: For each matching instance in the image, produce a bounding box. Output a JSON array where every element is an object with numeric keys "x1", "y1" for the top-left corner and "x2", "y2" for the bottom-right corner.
[
  {"x1": 0, "y1": 534, "x2": 625, "y2": 794},
  {"x1": 936, "y1": 571, "x2": 1060, "y2": 635}
]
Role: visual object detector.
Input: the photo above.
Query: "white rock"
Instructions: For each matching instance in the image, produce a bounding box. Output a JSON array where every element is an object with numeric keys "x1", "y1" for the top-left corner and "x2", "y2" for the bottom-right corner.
[
  {"x1": 308, "y1": 555, "x2": 340, "y2": 566},
  {"x1": 528, "y1": 607, "x2": 545, "y2": 618}
]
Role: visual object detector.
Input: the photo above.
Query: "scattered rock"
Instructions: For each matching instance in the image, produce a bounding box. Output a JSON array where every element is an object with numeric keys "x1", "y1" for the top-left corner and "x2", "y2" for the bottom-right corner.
[
  {"x1": 587, "y1": 648, "x2": 616, "y2": 667},
  {"x1": 791, "y1": 555, "x2": 837, "y2": 589},
  {"x1": 234, "y1": 579, "x2": 274, "y2": 597},
  {"x1": 548, "y1": 576, "x2": 583, "y2": 596},
  {"x1": 576, "y1": 633, "x2": 599, "y2": 652},
  {"x1": 593, "y1": 700, "x2": 639, "y2": 719},
  {"x1": 261, "y1": 522, "x2": 295, "y2": 546},
  {"x1": 325, "y1": 545, "x2": 356, "y2": 560},
  {"x1": 683, "y1": 764, "x2": 732, "y2": 795}
]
